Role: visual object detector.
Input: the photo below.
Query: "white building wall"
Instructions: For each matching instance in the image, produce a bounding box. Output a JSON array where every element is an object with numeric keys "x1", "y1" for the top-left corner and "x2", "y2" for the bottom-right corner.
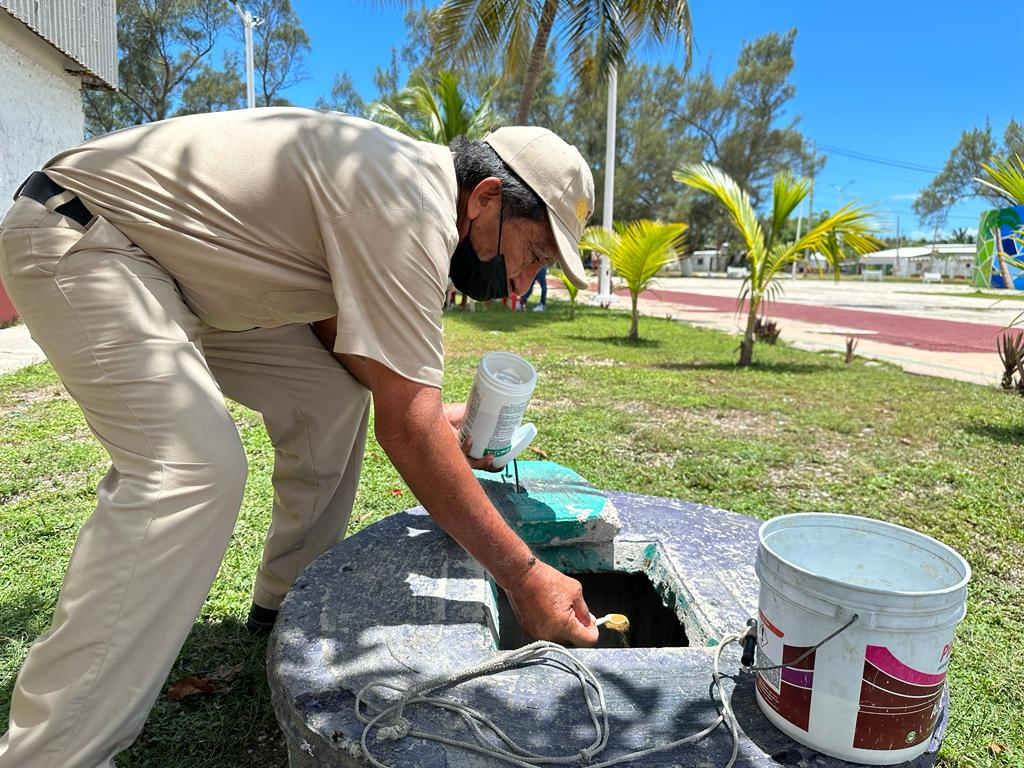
[{"x1": 0, "y1": 17, "x2": 84, "y2": 219}]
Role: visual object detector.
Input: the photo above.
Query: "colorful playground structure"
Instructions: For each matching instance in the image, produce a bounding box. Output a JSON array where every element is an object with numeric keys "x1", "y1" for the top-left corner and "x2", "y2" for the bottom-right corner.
[{"x1": 974, "y1": 204, "x2": 1024, "y2": 289}]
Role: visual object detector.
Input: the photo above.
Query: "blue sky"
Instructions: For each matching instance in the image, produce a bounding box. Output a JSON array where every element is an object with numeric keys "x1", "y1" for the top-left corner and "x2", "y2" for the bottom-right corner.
[{"x1": 269, "y1": 0, "x2": 1022, "y2": 239}]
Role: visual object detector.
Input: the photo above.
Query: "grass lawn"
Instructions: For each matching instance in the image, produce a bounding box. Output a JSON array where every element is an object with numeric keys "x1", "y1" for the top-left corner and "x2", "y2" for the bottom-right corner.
[{"x1": 2, "y1": 302, "x2": 1022, "y2": 768}]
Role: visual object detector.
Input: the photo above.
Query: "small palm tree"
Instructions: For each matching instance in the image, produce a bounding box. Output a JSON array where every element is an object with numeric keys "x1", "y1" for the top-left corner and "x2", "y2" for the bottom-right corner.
[
  {"x1": 580, "y1": 220, "x2": 685, "y2": 341},
  {"x1": 551, "y1": 267, "x2": 580, "y2": 319},
  {"x1": 368, "y1": 71, "x2": 495, "y2": 145},
  {"x1": 675, "y1": 163, "x2": 881, "y2": 366}
]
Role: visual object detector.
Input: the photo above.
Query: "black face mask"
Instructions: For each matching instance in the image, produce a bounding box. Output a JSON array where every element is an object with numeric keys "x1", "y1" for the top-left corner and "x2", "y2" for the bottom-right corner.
[{"x1": 449, "y1": 215, "x2": 508, "y2": 301}]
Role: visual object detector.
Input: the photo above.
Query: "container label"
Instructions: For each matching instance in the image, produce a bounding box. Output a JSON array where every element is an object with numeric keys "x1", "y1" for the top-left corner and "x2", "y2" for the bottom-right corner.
[
  {"x1": 755, "y1": 611, "x2": 816, "y2": 732},
  {"x1": 852, "y1": 645, "x2": 945, "y2": 750},
  {"x1": 485, "y1": 401, "x2": 529, "y2": 452}
]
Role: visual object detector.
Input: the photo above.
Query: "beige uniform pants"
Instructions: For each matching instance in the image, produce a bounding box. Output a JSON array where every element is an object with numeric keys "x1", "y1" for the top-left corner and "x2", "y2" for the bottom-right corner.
[{"x1": 0, "y1": 197, "x2": 370, "y2": 768}]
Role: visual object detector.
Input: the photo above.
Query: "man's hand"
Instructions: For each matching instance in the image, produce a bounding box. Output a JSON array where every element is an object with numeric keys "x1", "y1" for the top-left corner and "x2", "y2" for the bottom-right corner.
[
  {"x1": 443, "y1": 403, "x2": 499, "y2": 473},
  {"x1": 507, "y1": 560, "x2": 599, "y2": 647}
]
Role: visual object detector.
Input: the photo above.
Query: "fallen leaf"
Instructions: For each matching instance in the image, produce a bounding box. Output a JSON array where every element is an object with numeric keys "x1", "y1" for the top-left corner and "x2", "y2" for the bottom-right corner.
[
  {"x1": 166, "y1": 675, "x2": 223, "y2": 701},
  {"x1": 529, "y1": 446, "x2": 549, "y2": 459},
  {"x1": 390, "y1": 488, "x2": 404, "y2": 497},
  {"x1": 988, "y1": 742, "x2": 1007, "y2": 756}
]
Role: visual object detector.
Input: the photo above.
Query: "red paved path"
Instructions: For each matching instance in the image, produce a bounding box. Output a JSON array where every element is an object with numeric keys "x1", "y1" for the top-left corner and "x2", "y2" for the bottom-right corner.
[{"x1": 633, "y1": 288, "x2": 1017, "y2": 354}]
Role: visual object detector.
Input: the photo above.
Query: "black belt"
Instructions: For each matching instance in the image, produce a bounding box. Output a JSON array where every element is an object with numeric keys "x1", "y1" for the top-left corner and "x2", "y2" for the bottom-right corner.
[{"x1": 13, "y1": 171, "x2": 94, "y2": 227}]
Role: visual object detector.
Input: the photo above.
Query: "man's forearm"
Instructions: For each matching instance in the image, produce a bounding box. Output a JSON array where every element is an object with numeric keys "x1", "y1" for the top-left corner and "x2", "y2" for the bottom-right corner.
[{"x1": 376, "y1": 399, "x2": 535, "y2": 589}]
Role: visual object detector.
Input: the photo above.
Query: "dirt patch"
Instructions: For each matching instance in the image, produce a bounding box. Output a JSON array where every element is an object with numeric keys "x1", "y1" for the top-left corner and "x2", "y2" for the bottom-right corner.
[
  {"x1": 611, "y1": 403, "x2": 793, "y2": 440},
  {"x1": 0, "y1": 383, "x2": 67, "y2": 414}
]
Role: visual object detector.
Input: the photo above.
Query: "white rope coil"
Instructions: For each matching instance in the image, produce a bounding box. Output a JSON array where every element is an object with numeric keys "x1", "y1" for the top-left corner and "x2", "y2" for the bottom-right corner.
[{"x1": 352, "y1": 616, "x2": 857, "y2": 768}]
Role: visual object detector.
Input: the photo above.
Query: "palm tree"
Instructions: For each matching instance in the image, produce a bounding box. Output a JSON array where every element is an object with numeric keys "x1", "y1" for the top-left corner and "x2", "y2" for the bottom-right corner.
[
  {"x1": 580, "y1": 220, "x2": 685, "y2": 340},
  {"x1": 367, "y1": 71, "x2": 495, "y2": 144},
  {"x1": 551, "y1": 267, "x2": 580, "y2": 319},
  {"x1": 976, "y1": 154, "x2": 1024, "y2": 205},
  {"x1": 675, "y1": 163, "x2": 881, "y2": 366},
  {"x1": 431, "y1": 0, "x2": 692, "y2": 126}
]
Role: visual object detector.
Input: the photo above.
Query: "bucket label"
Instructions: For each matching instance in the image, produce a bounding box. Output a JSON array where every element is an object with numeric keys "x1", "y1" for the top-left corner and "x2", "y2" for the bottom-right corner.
[
  {"x1": 853, "y1": 645, "x2": 945, "y2": 751},
  {"x1": 755, "y1": 611, "x2": 816, "y2": 732}
]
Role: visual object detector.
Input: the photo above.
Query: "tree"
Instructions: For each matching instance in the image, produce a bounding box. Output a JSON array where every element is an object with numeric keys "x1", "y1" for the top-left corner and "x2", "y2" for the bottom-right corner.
[
  {"x1": 243, "y1": 0, "x2": 311, "y2": 106},
  {"x1": 949, "y1": 227, "x2": 973, "y2": 244},
  {"x1": 914, "y1": 119, "x2": 1024, "y2": 230},
  {"x1": 177, "y1": 52, "x2": 245, "y2": 115},
  {"x1": 84, "y1": 0, "x2": 230, "y2": 136},
  {"x1": 316, "y1": 71, "x2": 365, "y2": 116},
  {"x1": 580, "y1": 220, "x2": 686, "y2": 340},
  {"x1": 432, "y1": 0, "x2": 692, "y2": 125},
  {"x1": 676, "y1": 30, "x2": 817, "y2": 248},
  {"x1": 368, "y1": 72, "x2": 496, "y2": 145},
  {"x1": 675, "y1": 163, "x2": 881, "y2": 366}
]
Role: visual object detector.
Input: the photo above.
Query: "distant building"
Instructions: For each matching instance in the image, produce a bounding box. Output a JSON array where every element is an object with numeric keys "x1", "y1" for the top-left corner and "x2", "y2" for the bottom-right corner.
[
  {"x1": 687, "y1": 249, "x2": 728, "y2": 275},
  {"x1": 858, "y1": 244, "x2": 976, "y2": 279},
  {"x1": 1, "y1": 0, "x2": 117, "y2": 216}
]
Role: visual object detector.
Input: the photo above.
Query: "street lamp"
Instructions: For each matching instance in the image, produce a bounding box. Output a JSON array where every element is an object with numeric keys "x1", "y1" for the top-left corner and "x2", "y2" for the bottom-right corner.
[{"x1": 231, "y1": 2, "x2": 264, "y2": 108}]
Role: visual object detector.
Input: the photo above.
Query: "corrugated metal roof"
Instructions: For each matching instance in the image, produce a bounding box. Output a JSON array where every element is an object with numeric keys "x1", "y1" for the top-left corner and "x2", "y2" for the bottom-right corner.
[{"x1": 1, "y1": 0, "x2": 117, "y2": 90}]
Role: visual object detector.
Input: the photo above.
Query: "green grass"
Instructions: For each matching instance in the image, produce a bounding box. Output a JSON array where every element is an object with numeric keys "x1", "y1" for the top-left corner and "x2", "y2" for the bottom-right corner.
[{"x1": 2, "y1": 302, "x2": 1022, "y2": 767}]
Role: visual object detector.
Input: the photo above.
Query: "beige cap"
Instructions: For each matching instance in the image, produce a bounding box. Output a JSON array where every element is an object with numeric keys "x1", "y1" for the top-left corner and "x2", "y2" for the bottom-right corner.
[{"x1": 483, "y1": 127, "x2": 595, "y2": 289}]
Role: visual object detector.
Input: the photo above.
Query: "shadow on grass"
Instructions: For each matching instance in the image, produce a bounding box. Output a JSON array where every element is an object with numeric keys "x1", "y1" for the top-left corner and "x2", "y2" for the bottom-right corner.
[
  {"x1": 655, "y1": 360, "x2": 828, "y2": 374},
  {"x1": 1, "y1": 606, "x2": 286, "y2": 768},
  {"x1": 122, "y1": 615, "x2": 287, "y2": 768},
  {"x1": 566, "y1": 335, "x2": 664, "y2": 348},
  {"x1": 963, "y1": 422, "x2": 1024, "y2": 446}
]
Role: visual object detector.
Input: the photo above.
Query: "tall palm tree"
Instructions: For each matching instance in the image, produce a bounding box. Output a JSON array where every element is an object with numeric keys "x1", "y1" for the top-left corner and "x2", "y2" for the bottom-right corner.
[
  {"x1": 580, "y1": 220, "x2": 685, "y2": 340},
  {"x1": 432, "y1": 0, "x2": 692, "y2": 125},
  {"x1": 675, "y1": 163, "x2": 881, "y2": 366},
  {"x1": 368, "y1": 71, "x2": 496, "y2": 144}
]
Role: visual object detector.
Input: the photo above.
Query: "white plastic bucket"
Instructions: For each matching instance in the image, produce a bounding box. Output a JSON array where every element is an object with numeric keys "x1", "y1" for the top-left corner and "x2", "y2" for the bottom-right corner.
[
  {"x1": 753, "y1": 513, "x2": 970, "y2": 765},
  {"x1": 458, "y1": 352, "x2": 537, "y2": 470}
]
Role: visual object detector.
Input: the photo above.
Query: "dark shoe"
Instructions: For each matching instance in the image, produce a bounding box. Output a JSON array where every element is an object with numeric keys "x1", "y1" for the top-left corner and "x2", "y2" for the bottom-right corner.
[{"x1": 246, "y1": 603, "x2": 279, "y2": 636}]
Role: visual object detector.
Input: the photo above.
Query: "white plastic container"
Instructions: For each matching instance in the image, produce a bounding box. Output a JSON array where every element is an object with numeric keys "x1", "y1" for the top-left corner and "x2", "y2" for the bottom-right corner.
[
  {"x1": 458, "y1": 352, "x2": 538, "y2": 470},
  {"x1": 753, "y1": 513, "x2": 970, "y2": 765}
]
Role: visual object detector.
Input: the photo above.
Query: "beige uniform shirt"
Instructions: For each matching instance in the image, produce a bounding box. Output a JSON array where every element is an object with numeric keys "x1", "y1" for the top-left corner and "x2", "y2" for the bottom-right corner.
[{"x1": 44, "y1": 107, "x2": 459, "y2": 388}]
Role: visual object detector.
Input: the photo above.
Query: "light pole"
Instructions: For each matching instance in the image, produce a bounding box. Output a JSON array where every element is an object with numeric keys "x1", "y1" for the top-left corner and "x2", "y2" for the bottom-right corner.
[
  {"x1": 595, "y1": 64, "x2": 616, "y2": 307},
  {"x1": 232, "y1": 2, "x2": 264, "y2": 108},
  {"x1": 832, "y1": 180, "x2": 854, "y2": 277}
]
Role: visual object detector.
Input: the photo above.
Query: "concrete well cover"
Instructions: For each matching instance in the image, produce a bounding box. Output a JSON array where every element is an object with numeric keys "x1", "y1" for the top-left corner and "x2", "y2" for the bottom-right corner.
[{"x1": 268, "y1": 462, "x2": 944, "y2": 767}]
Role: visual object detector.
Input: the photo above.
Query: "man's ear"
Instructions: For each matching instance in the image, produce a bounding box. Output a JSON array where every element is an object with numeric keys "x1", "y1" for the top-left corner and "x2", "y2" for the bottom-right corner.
[{"x1": 466, "y1": 177, "x2": 503, "y2": 220}]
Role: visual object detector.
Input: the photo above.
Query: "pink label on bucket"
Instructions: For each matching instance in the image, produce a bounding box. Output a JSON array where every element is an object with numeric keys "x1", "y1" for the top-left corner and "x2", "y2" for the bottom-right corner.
[{"x1": 864, "y1": 645, "x2": 946, "y2": 686}]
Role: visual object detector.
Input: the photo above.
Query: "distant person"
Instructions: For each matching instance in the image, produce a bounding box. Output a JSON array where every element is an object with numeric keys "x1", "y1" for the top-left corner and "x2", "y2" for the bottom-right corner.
[{"x1": 522, "y1": 264, "x2": 548, "y2": 311}]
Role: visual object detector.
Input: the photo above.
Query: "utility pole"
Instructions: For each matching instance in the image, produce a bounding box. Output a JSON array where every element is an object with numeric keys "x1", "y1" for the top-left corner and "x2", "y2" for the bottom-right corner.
[
  {"x1": 595, "y1": 63, "x2": 616, "y2": 307},
  {"x1": 895, "y1": 216, "x2": 901, "y2": 276},
  {"x1": 595, "y1": 3, "x2": 619, "y2": 308},
  {"x1": 232, "y1": 3, "x2": 264, "y2": 108},
  {"x1": 792, "y1": 198, "x2": 804, "y2": 275},
  {"x1": 804, "y1": 141, "x2": 816, "y2": 264}
]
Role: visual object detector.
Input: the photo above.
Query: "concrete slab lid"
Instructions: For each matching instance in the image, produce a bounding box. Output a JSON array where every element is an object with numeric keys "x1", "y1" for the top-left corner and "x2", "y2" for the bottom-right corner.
[{"x1": 267, "y1": 462, "x2": 943, "y2": 767}]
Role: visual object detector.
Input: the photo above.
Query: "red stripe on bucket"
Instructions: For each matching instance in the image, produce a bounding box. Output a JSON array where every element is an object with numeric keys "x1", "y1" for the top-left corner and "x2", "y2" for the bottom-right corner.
[
  {"x1": 759, "y1": 609, "x2": 784, "y2": 638},
  {"x1": 865, "y1": 645, "x2": 946, "y2": 686}
]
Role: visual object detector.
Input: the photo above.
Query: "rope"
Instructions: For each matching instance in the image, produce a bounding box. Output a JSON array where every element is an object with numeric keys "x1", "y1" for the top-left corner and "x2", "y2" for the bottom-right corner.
[{"x1": 352, "y1": 615, "x2": 859, "y2": 768}]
